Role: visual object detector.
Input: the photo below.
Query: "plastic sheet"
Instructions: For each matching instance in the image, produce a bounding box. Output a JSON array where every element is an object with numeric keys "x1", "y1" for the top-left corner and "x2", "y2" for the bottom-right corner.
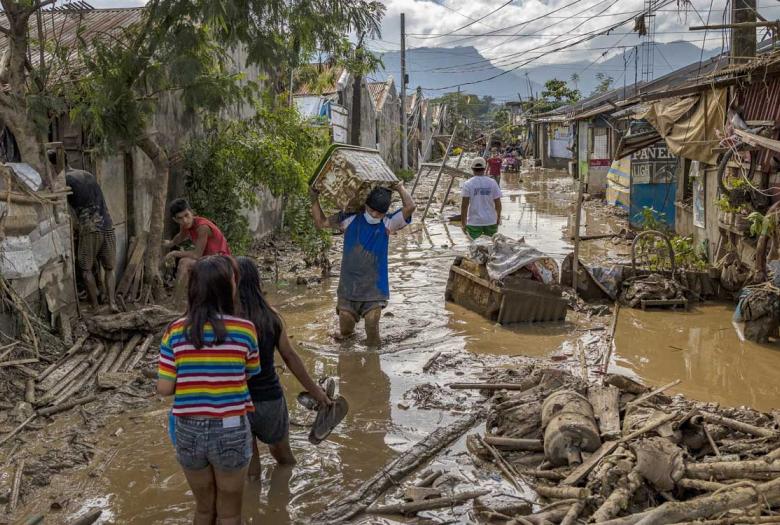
[{"x1": 469, "y1": 234, "x2": 559, "y2": 283}]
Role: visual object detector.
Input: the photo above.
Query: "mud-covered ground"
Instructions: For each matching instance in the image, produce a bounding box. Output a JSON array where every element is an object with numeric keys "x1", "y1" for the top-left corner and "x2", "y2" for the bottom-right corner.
[{"x1": 2, "y1": 168, "x2": 780, "y2": 524}]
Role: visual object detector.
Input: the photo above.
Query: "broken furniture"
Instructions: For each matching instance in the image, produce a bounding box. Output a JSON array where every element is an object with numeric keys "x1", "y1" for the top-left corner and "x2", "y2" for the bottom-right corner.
[
  {"x1": 445, "y1": 235, "x2": 567, "y2": 324},
  {"x1": 309, "y1": 144, "x2": 398, "y2": 213}
]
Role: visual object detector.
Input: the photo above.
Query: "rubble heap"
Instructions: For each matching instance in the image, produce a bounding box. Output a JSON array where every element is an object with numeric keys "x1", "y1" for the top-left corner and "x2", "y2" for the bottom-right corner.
[{"x1": 467, "y1": 366, "x2": 780, "y2": 525}]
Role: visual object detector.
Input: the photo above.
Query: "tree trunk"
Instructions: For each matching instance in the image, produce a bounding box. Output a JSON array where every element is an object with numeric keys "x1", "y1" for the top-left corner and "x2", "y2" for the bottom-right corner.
[
  {"x1": 137, "y1": 135, "x2": 169, "y2": 299},
  {"x1": 351, "y1": 74, "x2": 362, "y2": 146},
  {"x1": 0, "y1": 4, "x2": 46, "y2": 177}
]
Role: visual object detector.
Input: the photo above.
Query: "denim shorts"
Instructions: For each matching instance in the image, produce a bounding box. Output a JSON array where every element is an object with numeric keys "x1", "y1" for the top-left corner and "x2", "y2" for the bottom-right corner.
[
  {"x1": 247, "y1": 395, "x2": 289, "y2": 445},
  {"x1": 174, "y1": 415, "x2": 253, "y2": 471}
]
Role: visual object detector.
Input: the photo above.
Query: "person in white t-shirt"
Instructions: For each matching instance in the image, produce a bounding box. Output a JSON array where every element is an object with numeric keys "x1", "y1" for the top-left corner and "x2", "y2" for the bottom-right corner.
[{"x1": 460, "y1": 157, "x2": 502, "y2": 240}]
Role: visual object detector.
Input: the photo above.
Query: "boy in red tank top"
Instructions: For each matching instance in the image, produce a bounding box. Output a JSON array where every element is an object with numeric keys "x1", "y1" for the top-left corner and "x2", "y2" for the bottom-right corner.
[{"x1": 164, "y1": 198, "x2": 232, "y2": 305}]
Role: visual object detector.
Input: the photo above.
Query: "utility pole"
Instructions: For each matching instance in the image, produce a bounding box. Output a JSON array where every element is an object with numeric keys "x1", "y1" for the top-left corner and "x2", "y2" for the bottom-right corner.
[
  {"x1": 401, "y1": 13, "x2": 408, "y2": 171},
  {"x1": 732, "y1": 0, "x2": 757, "y2": 64}
]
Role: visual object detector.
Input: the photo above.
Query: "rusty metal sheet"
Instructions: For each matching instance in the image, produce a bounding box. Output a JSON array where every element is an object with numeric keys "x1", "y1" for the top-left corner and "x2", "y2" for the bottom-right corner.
[
  {"x1": 445, "y1": 260, "x2": 568, "y2": 324},
  {"x1": 498, "y1": 279, "x2": 568, "y2": 324},
  {"x1": 311, "y1": 145, "x2": 398, "y2": 212}
]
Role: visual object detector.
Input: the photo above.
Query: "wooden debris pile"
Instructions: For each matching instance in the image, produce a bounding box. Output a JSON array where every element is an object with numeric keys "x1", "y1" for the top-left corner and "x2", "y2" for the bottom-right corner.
[
  {"x1": 0, "y1": 306, "x2": 175, "y2": 450},
  {"x1": 466, "y1": 367, "x2": 780, "y2": 525}
]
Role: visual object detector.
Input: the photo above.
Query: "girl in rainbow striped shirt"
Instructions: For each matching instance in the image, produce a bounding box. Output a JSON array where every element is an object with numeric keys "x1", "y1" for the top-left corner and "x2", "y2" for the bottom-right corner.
[{"x1": 157, "y1": 255, "x2": 260, "y2": 525}]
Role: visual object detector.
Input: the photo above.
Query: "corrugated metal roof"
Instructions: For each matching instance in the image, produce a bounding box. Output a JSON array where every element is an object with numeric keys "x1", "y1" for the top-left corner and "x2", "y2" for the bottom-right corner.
[{"x1": 0, "y1": 7, "x2": 145, "y2": 74}]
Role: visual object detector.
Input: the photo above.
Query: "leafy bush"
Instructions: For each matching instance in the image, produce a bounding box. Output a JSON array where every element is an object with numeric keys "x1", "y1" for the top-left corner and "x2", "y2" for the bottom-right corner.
[
  {"x1": 183, "y1": 103, "x2": 330, "y2": 255},
  {"x1": 395, "y1": 168, "x2": 416, "y2": 183}
]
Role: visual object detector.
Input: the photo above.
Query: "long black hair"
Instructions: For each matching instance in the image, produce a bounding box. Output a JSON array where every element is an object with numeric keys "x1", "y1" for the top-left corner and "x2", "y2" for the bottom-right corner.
[
  {"x1": 185, "y1": 255, "x2": 238, "y2": 349},
  {"x1": 237, "y1": 256, "x2": 282, "y2": 343}
]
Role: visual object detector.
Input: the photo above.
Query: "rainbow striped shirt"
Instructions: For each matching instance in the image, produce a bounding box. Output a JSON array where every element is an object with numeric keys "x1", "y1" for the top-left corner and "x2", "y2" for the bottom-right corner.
[{"x1": 158, "y1": 315, "x2": 260, "y2": 418}]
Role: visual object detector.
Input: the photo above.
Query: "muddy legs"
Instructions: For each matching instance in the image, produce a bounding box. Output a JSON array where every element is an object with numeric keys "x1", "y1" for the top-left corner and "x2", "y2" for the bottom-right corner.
[
  {"x1": 214, "y1": 466, "x2": 248, "y2": 525},
  {"x1": 182, "y1": 466, "x2": 216, "y2": 525},
  {"x1": 182, "y1": 465, "x2": 247, "y2": 524},
  {"x1": 248, "y1": 439, "x2": 261, "y2": 481},
  {"x1": 174, "y1": 258, "x2": 196, "y2": 306},
  {"x1": 338, "y1": 310, "x2": 381, "y2": 346},
  {"x1": 365, "y1": 309, "x2": 381, "y2": 347},
  {"x1": 338, "y1": 311, "x2": 357, "y2": 339},
  {"x1": 268, "y1": 436, "x2": 296, "y2": 465},
  {"x1": 248, "y1": 436, "x2": 295, "y2": 482}
]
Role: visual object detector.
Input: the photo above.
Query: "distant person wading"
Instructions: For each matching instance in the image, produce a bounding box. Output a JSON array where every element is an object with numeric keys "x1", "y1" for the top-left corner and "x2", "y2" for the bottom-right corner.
[{"x1": 461, "y1": 157, "x2": 503, "y2": 240}]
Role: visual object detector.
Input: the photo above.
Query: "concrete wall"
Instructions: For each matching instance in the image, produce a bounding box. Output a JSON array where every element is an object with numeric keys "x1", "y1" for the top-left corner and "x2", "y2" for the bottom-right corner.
[
  {"x1": 84, "y1": 45, "x2": 280, "y2": 274},
  {"x1": 376, "y1": 83, "x2": 401, "y2": 172},
  {"x1": 343, "y1": 77, "x2": 377, "y2": 150}
]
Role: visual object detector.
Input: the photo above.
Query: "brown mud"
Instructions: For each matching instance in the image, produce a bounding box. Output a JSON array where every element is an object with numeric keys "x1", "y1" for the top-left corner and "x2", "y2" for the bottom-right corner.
[{"x1": 3, "y1": 168, "x2": 780, "y2": 524}]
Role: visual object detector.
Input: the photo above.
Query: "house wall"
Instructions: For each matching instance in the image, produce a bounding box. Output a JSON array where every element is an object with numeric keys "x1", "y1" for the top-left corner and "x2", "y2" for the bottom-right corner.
[
  {"x1": 343, "y1": 78, "x2": 377, "y2": 150},
  {"x1": 376, "y1": 83, "x2": 401, "y2": 172},
  {"x1": 542, "y1": 123, "x2": 572, "y2": 170},
  {"x1": 62, "y1": 45, "x2": 280, "y2": 280}
]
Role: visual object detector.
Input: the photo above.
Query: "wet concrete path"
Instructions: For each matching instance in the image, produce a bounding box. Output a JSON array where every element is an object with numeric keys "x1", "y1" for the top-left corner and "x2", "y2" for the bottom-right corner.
[{"x1": 61, "y1": 169, "x2": 780, "y2": 523}]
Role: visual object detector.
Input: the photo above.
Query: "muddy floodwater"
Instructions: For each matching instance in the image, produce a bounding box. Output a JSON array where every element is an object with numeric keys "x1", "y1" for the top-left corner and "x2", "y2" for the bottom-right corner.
[{"x1": 58, "y1": 169, "x2": 780, "y2": 523}]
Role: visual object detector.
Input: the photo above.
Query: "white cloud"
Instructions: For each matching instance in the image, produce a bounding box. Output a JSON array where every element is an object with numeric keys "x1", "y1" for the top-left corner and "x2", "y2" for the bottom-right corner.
[{"x1": 372, "y1": 0, "x2": 778, "y2": 69}]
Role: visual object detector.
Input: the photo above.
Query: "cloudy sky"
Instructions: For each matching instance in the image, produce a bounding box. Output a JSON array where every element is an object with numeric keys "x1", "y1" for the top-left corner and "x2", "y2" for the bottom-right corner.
[{"x1": 74, "y1": 0, "x2": 780, "y2": 74}]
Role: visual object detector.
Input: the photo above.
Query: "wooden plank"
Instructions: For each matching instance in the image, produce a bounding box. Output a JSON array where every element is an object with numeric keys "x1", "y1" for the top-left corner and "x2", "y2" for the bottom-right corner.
[
  {"x1": 589, "y1": 385, "x2": 621, "y2": 440},
  {"x1": 562, "y1": 440, "x2": 619, "y2": 486},
  {"x1": 117, "y1": 233, "x2": 147, "y2": 296},
  {"x1": 450, "y1": 265, "x2": 502, "y2": 293}
]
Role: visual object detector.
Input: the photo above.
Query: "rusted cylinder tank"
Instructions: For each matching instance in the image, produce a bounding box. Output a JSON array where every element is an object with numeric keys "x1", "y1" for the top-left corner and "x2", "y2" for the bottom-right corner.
[{"x1": 541, "y1": 390, "x2": 601, "y2": 467}]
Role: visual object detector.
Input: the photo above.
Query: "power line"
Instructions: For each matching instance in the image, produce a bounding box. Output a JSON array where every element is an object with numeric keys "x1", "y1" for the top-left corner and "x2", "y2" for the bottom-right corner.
[
  {"x1": 418, "y1": 0, "x2": 680, "y2": 91},
  {"x1": 412, "y1": 0, "x2": 515, "y2": 41}
]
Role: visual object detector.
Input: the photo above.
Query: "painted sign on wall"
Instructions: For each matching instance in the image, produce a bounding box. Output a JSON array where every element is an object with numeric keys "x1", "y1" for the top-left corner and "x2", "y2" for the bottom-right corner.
[{"x1": 631, "y1": 141, "x2": 676, "y2": 184}]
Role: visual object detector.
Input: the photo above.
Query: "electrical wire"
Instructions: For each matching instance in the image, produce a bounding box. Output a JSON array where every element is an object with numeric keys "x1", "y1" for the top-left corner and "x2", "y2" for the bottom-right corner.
[{"x1": 411, "y1": 0, "x2": 515, "y2": 41}]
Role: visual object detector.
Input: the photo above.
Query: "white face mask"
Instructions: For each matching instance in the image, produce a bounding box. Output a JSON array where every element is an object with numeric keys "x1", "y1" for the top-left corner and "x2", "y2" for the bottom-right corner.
[{"x1": 364, "y1": 211, "x2": 382, "y2": 225}]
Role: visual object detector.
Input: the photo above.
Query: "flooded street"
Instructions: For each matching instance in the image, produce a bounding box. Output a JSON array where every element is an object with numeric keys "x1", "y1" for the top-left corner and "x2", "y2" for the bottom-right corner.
[{"x1": 51, "y1": 169, "x2": 780, "y2": 523}]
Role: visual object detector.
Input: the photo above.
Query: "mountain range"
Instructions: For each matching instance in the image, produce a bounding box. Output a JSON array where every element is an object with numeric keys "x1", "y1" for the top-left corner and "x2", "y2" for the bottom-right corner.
[{"x1": 374, "y1": 41, "x2": 720, "y2": 101}]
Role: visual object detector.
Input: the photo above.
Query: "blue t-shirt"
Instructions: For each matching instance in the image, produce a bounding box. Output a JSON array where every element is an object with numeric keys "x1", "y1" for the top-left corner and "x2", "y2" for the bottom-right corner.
[{"x1": 337, "y1": 210, "x2": 411, "y2": 301}]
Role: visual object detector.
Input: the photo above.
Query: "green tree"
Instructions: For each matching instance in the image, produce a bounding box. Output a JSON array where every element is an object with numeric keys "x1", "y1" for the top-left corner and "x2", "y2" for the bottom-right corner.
[
  {"x1": 592, "y1": 72, "x2": 615, "y2": 95},
  {"x1": 184, "y1": 104, "x2": 330, "y2": 255},
  {"x1": 570, "y1": 73, "x2": 580, "y2": 90},
  {"x1": 65, "y1": 0, "x2": 384, "y2": 295}
]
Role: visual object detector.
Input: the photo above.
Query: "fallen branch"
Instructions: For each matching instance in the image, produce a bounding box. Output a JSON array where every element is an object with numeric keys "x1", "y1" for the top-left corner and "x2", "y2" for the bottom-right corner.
[
  {"x1": 0, "y1": 414, "x2": 37, "y2": 448},
  {"x1": 0, "y1": 358, "x2": 38, "y2": 368},
  {"x1": 534, "y1": 485, "x2": 589, "y2": 500},
  {"x1": 685, "y1": 459, "x2": 780, "y2": 480},
  {"x1": 68, "y1": 509, "x2": 103, "y2": 525},
  {"x1": 9, "y1": 458, "x2": 24, "y2": 512},
  {"x1": 422, "y1": 351, "x2": 442, "y2": 372},
  {"x1": 696, "y1": 412, "x2": 776, "y2": 439},
  {"x1": 124, "y1": 334, "x2": 155, "y2": 371},
  {"x1": 449, "y1": 382, "x2": 538, "y2": 391},
  {"x1": 620, "y1": 411, "x2": 679, "y2": 443},
  {"x1": 601, "y1": 475, "x2": 780, "y2": 525},
  {"x1": 561, "y1": 499, "x2": 586, "y2": 525},
  {"x1": 670, "y1": 516, "x2": 780, "y2": 525},
  {"x1": 627, "y1": 379, "x2": 681, "y2": 407},
  {"x1": 677, "y1": 478, "x2": 731, "y2": 491},
  {"x1": 110, "y1": 334, "x2": 143, "y2": 373},
  {"x1": 311, "y1": 410, "x2": 484, "y2": 524},
  {"x1": 415, "y1": 469, "x2": 443, "y2": 488},
  {"x1": 479, "y1": 434, "x2": 525, "y2": 491},
  {"x1": 591, "y1": 466, "x2": 644, "y2": 522},
  {"x1": 38, "y1": 394, "x2": 98, "y2": 417},
  {"x1": 366, "y1": 489, "x2": 489, "y2": 515},
  {"x1": 483, "y1": 436, "x2": 544, "y2": 451}
]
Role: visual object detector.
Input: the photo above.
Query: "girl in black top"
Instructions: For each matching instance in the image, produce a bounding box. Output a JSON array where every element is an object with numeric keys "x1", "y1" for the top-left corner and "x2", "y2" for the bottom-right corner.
[{"x1": 236, "y1": 257, "x2": 331, "y2": 478}]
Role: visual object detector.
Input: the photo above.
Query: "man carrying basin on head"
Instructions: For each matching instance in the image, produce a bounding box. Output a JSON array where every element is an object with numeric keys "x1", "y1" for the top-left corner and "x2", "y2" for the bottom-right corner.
[
  {"x1": 461, "y1": 157, "x2": 502, "y2": 240},
  {"x1": 310, "y1": 183, "x2": 416, "y2": 347}
]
